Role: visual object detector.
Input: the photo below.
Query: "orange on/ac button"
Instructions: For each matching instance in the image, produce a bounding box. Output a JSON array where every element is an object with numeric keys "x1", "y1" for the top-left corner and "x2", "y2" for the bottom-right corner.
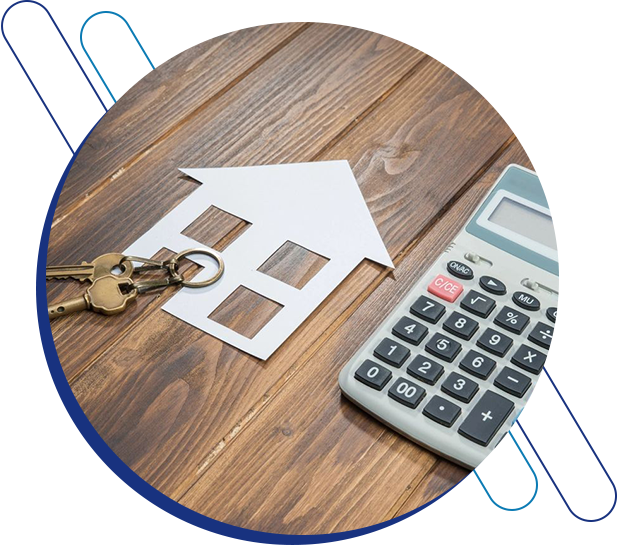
[{"x1": 427, "y1": 274, "x2": 464, "y2": 303}]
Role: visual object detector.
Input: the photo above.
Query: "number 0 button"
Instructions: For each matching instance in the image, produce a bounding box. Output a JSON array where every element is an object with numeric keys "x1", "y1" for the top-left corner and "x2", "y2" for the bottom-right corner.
[
  {"x1": 388, "y1": 378, "x2": 426, "y2": 409},
  {"x1": 354, "y1": 360, "x2": 392, "y2": 390}
]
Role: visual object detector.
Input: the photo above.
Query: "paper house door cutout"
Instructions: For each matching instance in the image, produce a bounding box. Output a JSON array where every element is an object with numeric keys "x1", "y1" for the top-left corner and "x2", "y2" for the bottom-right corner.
[{"x1": 124, "y1": 161, "x2": 393, "y2": 359}]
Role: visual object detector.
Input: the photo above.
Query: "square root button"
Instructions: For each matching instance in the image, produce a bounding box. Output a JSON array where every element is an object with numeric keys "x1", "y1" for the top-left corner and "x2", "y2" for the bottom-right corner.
[{"x1": 428, "y1": 274, "x2": 464, "y2": 303}]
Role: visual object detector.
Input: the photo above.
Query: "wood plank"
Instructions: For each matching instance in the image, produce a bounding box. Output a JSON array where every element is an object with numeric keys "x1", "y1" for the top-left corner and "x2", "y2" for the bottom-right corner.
[
  {"x1": 393, "y1": 460, "x2": 469, "y2": 519},
  {"x1": 56, "y1": 23, "x2": 309, "y2": 217},
  {"x1": 49, "y1": 24, "x2": 427, "y2": 381},
  {"x1": 68, "y1": 51, "x2": 513, "y2": 512},
  {"x1": 179, "y1": 140, "x2": 532, "y2": 533},
  {"x1": 349, "y1": 22, "x2": 617, "y2": 55}
]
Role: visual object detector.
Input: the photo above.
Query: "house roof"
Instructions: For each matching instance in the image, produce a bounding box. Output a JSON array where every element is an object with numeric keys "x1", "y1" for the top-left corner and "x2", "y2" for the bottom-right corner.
[{"x1": 179, "y1": 160, "x2": 393, "y2": 268}]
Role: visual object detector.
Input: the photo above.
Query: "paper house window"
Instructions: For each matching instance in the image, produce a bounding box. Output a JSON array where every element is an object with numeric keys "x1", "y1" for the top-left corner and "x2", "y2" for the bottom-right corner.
[{"x1": 124, "y1": 161, "x2": 393, "y2": 360}]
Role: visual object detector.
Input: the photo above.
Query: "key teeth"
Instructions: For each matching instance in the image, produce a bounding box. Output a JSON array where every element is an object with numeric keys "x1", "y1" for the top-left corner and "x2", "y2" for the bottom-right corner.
[{"x1": 46, "y1": 275, "x2": 88, "y2": 281}]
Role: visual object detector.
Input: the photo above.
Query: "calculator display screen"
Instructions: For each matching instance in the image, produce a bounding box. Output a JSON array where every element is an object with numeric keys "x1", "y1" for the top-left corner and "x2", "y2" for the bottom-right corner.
[{"x1": 488, "y1": 197, "x2": 617, "y2": 257}]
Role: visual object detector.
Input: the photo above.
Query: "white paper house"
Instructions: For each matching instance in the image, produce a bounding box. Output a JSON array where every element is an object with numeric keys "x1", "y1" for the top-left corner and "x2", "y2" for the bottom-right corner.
[{"x1": 125, "y1": 160, "x2": 393, "y2": 360}]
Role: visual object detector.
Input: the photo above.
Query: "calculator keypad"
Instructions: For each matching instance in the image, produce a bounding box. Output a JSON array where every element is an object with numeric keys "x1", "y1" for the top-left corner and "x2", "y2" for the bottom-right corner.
[{"x1": 347, "y1": 249, "x2": 555, "y2": 464}]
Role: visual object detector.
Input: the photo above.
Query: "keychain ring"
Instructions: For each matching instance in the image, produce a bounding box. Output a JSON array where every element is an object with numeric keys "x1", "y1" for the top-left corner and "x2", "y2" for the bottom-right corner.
[{"x1": 171, "y1": 248, "x2": 225, "y2": 288}]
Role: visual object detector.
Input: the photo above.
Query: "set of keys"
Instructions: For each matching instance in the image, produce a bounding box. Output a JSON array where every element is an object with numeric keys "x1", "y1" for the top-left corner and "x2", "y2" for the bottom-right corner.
[{"x1": 47, "y1": 248, "x2": 224, "y2": 320}]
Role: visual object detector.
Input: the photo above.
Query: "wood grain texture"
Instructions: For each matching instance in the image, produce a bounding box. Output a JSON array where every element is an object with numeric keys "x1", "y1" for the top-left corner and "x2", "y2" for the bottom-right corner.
[
  {"x1": 47, "y1": 24, "x2": 532, "y2": 534},
  {"x1": 57, "y1": 23, "x2": 309, "y2": 217},
  {"x1": 68, "y1": 54, "x2": 511, "y2": 504}
]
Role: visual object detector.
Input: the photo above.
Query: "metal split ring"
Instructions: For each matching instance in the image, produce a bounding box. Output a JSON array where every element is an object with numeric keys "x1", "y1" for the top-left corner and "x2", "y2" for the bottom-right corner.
[{"x1": 166, "y1": 248, "x2": 225, "y2": 288}]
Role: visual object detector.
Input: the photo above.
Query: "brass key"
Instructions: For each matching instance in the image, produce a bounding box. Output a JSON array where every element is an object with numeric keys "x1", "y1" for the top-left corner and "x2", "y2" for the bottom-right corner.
[
  {"x1": 48, "y1": 275, "x2": 137, "y2": 319},
  {"x1": 46, "y1": 252, "x2": 133, "y2": 282}
]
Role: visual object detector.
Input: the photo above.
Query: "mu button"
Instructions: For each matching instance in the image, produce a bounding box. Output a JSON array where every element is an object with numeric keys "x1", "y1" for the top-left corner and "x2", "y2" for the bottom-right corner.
[{"x1": 427, "y1": 274, "x2": 464, "y2": 303}]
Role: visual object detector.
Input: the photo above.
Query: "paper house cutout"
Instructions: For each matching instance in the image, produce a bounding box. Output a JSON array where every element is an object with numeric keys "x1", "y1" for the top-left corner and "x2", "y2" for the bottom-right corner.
[{"x1": 124, "y1": 161, "x2": 393, "y2": 359}]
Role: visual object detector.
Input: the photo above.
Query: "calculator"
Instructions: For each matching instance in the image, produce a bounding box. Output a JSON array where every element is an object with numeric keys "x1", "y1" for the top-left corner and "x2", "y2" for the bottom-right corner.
[{"x1": 339, "y1": 165, "x2": 558, "y2": 468}]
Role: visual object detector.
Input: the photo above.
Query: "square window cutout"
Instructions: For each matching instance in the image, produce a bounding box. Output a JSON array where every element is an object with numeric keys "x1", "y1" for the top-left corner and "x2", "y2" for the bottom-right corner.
[
  {"x1": 182, "y1": 206, "x2": 251, "y2": 251},
  {"x1": 257, "y1": 241, "x2": 329, "y2": 289},
  {"x1": 208, "y1": 286, "x2": 283, "y2": 340}
]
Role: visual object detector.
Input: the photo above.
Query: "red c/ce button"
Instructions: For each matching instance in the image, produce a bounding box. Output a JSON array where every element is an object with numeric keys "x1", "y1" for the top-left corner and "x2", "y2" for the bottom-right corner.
[{"x1": 428, "y1": 274, "x2": 464, "y2": 303}]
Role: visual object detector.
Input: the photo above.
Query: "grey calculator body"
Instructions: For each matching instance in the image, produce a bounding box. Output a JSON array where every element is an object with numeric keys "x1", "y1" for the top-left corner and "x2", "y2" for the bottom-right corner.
[{"x1": 339, "y1": 165, "x2": 558, "y2": 469}]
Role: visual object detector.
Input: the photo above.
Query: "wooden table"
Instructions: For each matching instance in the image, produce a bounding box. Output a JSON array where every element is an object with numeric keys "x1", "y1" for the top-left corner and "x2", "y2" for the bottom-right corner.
[{"x1": 47, "y1": 23, "x2": 532, "y2": 534}]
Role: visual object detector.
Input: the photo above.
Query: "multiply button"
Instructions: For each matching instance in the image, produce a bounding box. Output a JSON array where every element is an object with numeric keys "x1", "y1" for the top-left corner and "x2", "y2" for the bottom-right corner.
[
  {"x1": 512, "y1": 291, "x2": 541, "y2": 311},
  {"x1": 428, "y1": 274, "x2": 464, "y2": 303},
  {"x1": 511, "y1": 344, "x2": 546, "y2": 375}
]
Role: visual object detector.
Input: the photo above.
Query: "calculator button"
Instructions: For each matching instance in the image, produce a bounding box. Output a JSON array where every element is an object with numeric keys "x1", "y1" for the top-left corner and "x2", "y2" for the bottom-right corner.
[
  {"x1": 460, "y1": 290, "x2": 496, "y2": 318},
  {"x1": 441, "y1": 372, "x2": 479, "y2": 403},
  {"x1": 388, "y1": 378, "x2": 426, "y2": 409},
  {"x1": 423, "y1": 395, "x2": 462, "y2": 427},
  {"x1": 354, "y1": 360, "x2": 392, "y2": 390},
  {"x1": 512, "y1": 291, "x2": 541, "y2": 311},
  {"x1": 477, "y1": 328, "x2": 513, "y2": 357},
  {"x1": 494, "y1": 367, "x2": 532, "y2": 398},
  {"x1": 443, "y1": 311, "x2": 479, "y2": 340},
  {"x1": 528, "y1": 322, "x2": 554, "y2": 349},
  {"x1": 425, "y1": 333, "x2": 462, "y2": 362},
  {"x1": 458, "y1": 391, "x2": 515, "y2": 446},
  {"x1": 374, "y1": 338, "x2": 410, "y2": 368},
  {"x1": 392, "y1": 316, "x2": 428, "y2": 346},
  {"x1": 427, "y1": 274, "x2": 464, "y2": 303},
  {"x1": 479, "y1": 276, "x2": 507, "y2": 295},
  {"x1": 511, "y1": 344, "x2": 546, "y2": 375},
  {"x1": 410, "y1": 296, "x2": 446, "y2": 324},
  {"x1": 447, "y1": 260, "x2": 474, "y2": 280},
  {"x1": 546, "y1": 307, "x2": 557, "y2": 323},
  {"x1": 494, "y1": 306, "x2": 530, "y2": 334},
  {"x1": 407, "y1": 355, "x2": 444, "y2": 385},
  {"x1": 459, "y1": 350, "x2": 496, "y2": 380}
]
